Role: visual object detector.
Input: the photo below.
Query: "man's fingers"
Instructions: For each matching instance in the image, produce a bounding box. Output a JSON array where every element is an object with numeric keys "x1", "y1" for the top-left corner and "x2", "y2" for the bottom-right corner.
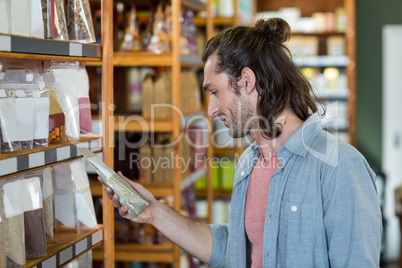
[{"x1": 112, "y1": 194, "x2": 122, "y2": 209}]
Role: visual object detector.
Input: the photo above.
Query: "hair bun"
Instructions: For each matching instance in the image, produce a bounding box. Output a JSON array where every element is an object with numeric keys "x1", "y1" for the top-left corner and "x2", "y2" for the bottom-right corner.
[{"x1": 254, "y1": 17, "x2": 291, "y2": 44}]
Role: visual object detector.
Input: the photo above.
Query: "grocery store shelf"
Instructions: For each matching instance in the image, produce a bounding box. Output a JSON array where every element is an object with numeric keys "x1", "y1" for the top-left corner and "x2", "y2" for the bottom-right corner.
[
  {"x1": 0, "y1": 136, "x2": 103, "y2": 177},
  {"x1": 0, "y1": 34, "x2": 101, "y2": 61},
  {"x1": 194, "y1": 16, "x2": 236, "y2": 26},
  {"x1": 213, "y1": 146, "x2": 246, "y2": 156},
  {"x1": 93, "y1": 242, "x2": 174, "y2": 263},
  {"x1": 113, "y1": 52, "x2": 202, "y2": 67},
  {"x1": 294, "y1": 55, "x2": 349, "y2": 67},
  {"x1": 25, "y1": 226, "x2": 103, "y2": 268}
]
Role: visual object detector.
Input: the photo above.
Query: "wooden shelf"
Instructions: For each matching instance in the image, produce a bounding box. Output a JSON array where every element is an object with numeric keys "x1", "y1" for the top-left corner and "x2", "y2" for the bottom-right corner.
[
  {"x1": 213, "y1": 146, "x2": 245, "y2": 156},
  {"x1": 0, "y1": 34, "x2": 101, "y2": 61},
  {"x1": 93, "y1": 242, "x2": 174, "y2": 263},
  {"x1": 291, "y1": 31, "x2": 346, "y2": 36},
  {"x1": 114, "y1": 110, "x2": 205, "y2": 132},
  {"x1": 25, "y1": 226, "x2": 103, "y2": 268},
  {"x1": 113, "y1": 52, "x2": 202, "y2": 67},
  {"x1": 0, "y1": 136, "x2": 102, "y2": 177},
  {"x1": 196, "y1": 189, "x2": 232, "y2": 199},
  {"x1": 194, "y1": 16, "x2": 236, "y2": 26},
  {"x1": 294, "y1": 55, "x2": 349, "y2": 67}
]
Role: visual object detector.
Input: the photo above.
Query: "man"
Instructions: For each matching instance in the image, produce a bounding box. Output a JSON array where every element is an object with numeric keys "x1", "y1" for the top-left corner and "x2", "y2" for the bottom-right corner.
[{"x1": 101, "y1": 18, "x2": 382, "y2": 267}]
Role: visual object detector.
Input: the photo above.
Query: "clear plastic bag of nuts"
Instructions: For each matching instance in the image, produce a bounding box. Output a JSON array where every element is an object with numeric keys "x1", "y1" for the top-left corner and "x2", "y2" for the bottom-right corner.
[
  {"x1": 66, "y1": 0, "x2": 96, "y2": 43},
  {"x1": 41, "y1": 0, "x2": 69, "y2": 40}
]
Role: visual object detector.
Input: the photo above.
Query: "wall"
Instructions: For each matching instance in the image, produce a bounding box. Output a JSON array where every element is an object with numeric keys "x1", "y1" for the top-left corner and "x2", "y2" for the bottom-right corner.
[{"x1": 356, "y1": 0, "x2": 402, "y2": 169}]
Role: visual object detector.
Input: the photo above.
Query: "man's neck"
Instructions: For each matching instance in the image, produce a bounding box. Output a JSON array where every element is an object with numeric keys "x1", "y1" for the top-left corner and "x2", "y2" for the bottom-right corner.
[{"x1": 251, "y1": 111, "x2": 304, "y2": 160}]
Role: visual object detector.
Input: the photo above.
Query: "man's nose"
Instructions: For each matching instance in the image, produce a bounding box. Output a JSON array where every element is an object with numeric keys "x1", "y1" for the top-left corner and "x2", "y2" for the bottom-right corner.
[{"x1": 208, "y1": 95, "x2": 219, "y2": 117}]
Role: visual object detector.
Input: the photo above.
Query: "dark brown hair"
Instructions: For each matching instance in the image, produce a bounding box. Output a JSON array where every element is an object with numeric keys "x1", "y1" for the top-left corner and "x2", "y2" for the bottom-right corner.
[{"x1": 202, "y1": 18, "x2": 322, "y2": 139}]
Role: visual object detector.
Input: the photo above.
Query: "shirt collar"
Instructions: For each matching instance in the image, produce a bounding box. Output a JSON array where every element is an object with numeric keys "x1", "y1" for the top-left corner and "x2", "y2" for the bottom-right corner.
[{"x1": 280, "y1": 113, "x2": 322, "y2": 157}]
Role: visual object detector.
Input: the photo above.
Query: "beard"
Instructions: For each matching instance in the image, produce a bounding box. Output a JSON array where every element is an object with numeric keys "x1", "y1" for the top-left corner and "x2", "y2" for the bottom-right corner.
[{"x1": 226, "y1": 96, "x2": 257, "y2": 139}]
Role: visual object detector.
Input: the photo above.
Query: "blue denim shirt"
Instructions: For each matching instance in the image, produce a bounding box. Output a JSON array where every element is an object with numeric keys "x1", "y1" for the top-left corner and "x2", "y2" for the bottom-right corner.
[{"x1": 208, "y1": 113, "x2": 382, "y2": 267}]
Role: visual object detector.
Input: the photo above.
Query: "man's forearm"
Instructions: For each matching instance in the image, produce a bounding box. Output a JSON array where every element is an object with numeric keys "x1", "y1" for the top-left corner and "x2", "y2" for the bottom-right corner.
[{"x1": 151, "y1": 201, "x2": 213, "y2": 263}]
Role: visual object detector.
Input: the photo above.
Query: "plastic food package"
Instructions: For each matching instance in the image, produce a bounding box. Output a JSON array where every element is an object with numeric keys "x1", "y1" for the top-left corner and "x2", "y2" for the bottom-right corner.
[
  {"x1": 48, "y1": 85, "x2": 66, "y2": 142},
  {"x1": 66, "y1": 0, "x2": 96, "y2": 43},
  {"x1": 80, "y1": 148, "x2": 149, "y2": 218},
  {"x1": 53, "y1": 162, "x2": 76, "y2": 231},
  {"x1": 30, "y1": 0, "x2": 45, "y2": 38},
  {"x1": 0, "y1": 177, "x2": 26, "y2": 267},
  {"x1": 16, "y1": 83, "x2": 35, "y2": 150},
  {"x1": 147, "y1": 3, "x2": 170, "y2": 54},
  {"x1": 42, "y1": 167, "x2": 54, "y2": 239},
  {"x1": 10, "y1": 0, "x2": 30, "y2": 36},
  {"x1": 42, "y1": 0, "x2": 69, "y2": 40},
  {"x1": 33, "y1": 74, "x2": 50, "y2": 148},
  {"x1": 23, "y1": 173, "x2": 47, "y2": 259},
  {"x1": 51, "y1": 61, "x2": 80, "y2": 140},
  {"x1": 77, "y1": 64, "x2": 92, "y2": 135},
  {"x1": 0, "y1": 74, "x2": 21, "y2": 152},
  {"x1": 70, "y1": 159, "x2": 98, "y2": 232},
  {"x1": 64, "y1": 250, "x2": 92, "y2": 268},
  {"x1": 121, "y1": 5, "x2": 142, "y2": 51},
  {"x1": 0, "y1": 0, "x2": 10, "y2": 34}
]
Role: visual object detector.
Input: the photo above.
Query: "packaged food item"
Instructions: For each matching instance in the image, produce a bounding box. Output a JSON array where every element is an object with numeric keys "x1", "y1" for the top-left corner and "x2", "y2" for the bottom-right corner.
[
  {"x1": 50, "y1": 61, "x2": 80, "y2": 140},
  {"x1": 121, "y1": 5, "x2": 142, "y2": 51},
  {"x1": 66, "y1": 0, "x2": 96, "y2": 43},
  {"x1": 42, "y1": 167, "x2": 54, "y2": 239},
  {"x1": 42, "y1": 0, "x2": 69, "y2": 40},
  {"x1": 80, "y1": 148, "x2": 149, "y2": 218},
  {"x1": 0, "y1": 0, "x2": 10, "y2": 34},
  {"x1": 70, "y1": 159, "x2": 97, "y2": 232},
  {"x1": 0, "y1": 177, "x2": 26, "y2": 267},
  {"x1": 16, "y1": 84, "x2": 35, "y2": 150},
  {"x1": 30, "y1": 0, "x2": 45, "y2": 38},
  {"x1": 0, "y1": 73, "x2": 21, "y2": 152},
  {"x1": 23, "y1": 172, "x2": 47, "y2": 259},
  {"x1": 53, "y1": 162, "x2": 76, "y2": 231},
  {"x1": 10, "y1": 0, "x2": 30, "y2": 36},
  {"x1": 49, "y1": 85, "x2": 66, "y2": 142},
  {"x1": 33, "y1": 74, "x2": 51, "y2": 148},
  {"x1": 147, "y1": 3, "x2": 170, "y2": 54},
  {"x1": 64, "y1": 250, "x2": 92, "y2": 268},
  {"x1": 181, "y1": 9, "x2": 198, "y2": 56},
  {"x1": 77, "y1": 64, "x2": 93, "y2": 135}
]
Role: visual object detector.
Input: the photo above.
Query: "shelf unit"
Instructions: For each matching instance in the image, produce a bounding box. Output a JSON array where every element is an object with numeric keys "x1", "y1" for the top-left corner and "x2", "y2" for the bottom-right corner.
[
  {"x1": 86, "y1": 0, "x2": 214, "y2": 266},
  {"x1": 0, "y1": 3, "x2": 114, "y2": 264}
]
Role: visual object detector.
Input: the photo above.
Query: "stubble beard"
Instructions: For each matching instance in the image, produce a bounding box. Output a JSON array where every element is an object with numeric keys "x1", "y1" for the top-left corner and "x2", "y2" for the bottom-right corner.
[{"x1": 227, "y1": 97, "x2": 257, "y2": 139}]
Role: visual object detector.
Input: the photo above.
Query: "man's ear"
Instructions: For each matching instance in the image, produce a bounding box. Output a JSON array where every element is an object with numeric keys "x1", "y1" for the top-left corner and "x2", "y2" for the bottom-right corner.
[{"x1": 241, "y1": 67, "x2": 256, "y2": 94}]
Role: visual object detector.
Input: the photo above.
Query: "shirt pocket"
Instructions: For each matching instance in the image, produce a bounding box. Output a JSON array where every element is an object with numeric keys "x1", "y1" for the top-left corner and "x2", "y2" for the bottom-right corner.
[{"x1": 278, "y1": 201, "x2": 317, "y2": 267}]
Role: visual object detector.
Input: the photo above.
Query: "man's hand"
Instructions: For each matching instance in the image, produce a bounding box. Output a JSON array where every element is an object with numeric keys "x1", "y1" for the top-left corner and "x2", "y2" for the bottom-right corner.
[{"x1": 98, "y1": 171, "x2": 158, "y2": 224}]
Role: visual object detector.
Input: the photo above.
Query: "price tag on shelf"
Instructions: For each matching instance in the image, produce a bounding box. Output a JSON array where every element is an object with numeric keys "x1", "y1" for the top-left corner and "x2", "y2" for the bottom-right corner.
[
  {"x1": 0, "y1": 35, "x2": 11, "y2": 52},
  {"x1": 69, "y1": 43, "x2": 83, "y2": 57}
]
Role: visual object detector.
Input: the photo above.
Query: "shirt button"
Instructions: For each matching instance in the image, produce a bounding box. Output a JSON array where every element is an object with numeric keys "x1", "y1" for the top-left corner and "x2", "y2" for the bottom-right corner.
[
  {"x1": 267, "y1": 252, "x2": 269, "y2": 257},
  {"x1": 291, "y1": 205, "x2": 297, "y2": 212},
  {"x1": 241, "y1": 171, "x2": 245, "y2": 176}
]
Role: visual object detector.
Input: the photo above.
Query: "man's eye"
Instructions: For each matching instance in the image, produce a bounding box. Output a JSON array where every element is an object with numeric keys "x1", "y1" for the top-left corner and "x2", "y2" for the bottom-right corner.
[{"x1": 211, "y1": 91, "x2": 216, "y2": 96}]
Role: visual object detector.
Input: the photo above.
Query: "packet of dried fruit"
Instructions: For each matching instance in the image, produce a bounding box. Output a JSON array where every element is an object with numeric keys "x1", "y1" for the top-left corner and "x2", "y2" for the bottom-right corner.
[{"x1": 79, "y1": 148, "x2": 149, "y2": 218}]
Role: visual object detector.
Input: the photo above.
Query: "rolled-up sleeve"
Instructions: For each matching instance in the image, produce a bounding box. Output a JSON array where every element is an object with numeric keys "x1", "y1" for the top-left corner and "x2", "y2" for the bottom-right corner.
[
  {"x1": 207, "y1": 223, "x2": 229, "y2": 267},
  {"x1": 323, "y1": 155, "x2": 382, "y2": 267}
]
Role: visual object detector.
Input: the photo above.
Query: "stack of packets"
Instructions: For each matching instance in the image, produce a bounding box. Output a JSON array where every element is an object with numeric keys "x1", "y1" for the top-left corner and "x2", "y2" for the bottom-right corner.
[{"x1": 80, "y1": 148, "x2": 149, "y2": 218}]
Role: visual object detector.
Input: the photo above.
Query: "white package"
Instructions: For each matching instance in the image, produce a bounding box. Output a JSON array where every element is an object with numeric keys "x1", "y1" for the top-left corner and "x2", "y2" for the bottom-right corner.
[
  {"x1": 53, "y1": 163, "x2": 76, "y2": 229},
  {"x1": 15, "y1": 88, "x2": 34, "y2": 150},
  {"x1": 70, "y1": 159, "x2": 98, "y2": 231},
  {"x1": 33, "y1": 89, "x2": 50, "y2": 142},
  {"x1": 0, "y1": 0, "x2": 10, "y2": 34},
  {"x1": 10, "y1": 0, "x2": 30, "y2": 36},
  {"x1": 30, "y1": 0, "x2": 44, "y2": 38},
  {"x1": 52, "y1": 65, "x2": 80, "y2": 140}
]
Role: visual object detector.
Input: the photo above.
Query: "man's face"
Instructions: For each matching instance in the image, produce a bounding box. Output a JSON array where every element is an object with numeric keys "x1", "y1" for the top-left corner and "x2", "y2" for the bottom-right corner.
[{"x1": 203, "y1": 54, "x2": 256, "y2": 138}]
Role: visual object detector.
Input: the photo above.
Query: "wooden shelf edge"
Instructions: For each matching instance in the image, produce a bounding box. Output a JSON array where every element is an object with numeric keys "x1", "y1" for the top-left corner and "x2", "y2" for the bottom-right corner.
[
  {"x1": 92, "y1": 242, "x2": 174, "y2": 263},
  {"x1": 25, "y1": 225, "x2": 103, "y2": 268},
  {"x1": 113, "y1": 52, "x2": 202, "y2": 67},
  {"x1": 0, "y1": 136, "x2": 103, "y2": 178},
  {"x1": 194, "y1": 16, "x2": 236, "y2": 26}
]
